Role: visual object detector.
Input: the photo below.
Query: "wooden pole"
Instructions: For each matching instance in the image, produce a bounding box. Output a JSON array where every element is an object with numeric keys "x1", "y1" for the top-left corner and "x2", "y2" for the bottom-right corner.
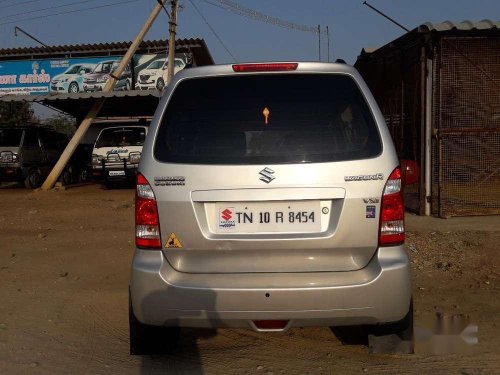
[
  {"x1": 41, "y1": 0, "x2": 168, "y2": 190},
  {"x1": 166, "y1": 0, "x2": 178, "y2": 84}
]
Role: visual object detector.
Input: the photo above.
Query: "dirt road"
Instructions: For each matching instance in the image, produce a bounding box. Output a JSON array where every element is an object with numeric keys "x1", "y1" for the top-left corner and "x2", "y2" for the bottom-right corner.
[{"x1": 0, "y1": 184, "x2": 498, "y2": 374}]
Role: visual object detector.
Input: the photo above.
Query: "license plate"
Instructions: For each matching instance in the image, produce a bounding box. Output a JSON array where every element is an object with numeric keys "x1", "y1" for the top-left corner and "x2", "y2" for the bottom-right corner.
[
  {"x1": 215, "y1": 201, "x2": 321, "y2": 234},
  {"x1": 109, "y1": 170, "x2": 125, "y2": 176}
]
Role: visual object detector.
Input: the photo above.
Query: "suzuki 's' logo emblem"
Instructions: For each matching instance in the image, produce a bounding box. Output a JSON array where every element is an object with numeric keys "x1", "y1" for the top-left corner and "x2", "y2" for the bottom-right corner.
[
  {"x1": 221, "y1": 209, "x2": 232, "y2": 221},
  {"x1": 259, "y1": 167, "x2": 275, "y2": 183}
]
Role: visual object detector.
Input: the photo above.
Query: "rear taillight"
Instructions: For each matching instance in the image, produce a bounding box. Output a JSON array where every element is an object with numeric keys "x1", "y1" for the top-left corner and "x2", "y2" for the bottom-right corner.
[
  {"x1": 135, "y1": 173, "x2": 161, "y2": 249},
  {"x1": 379, "y1": 168, "x2": 404, "y2": 246},
  {"x1": 232, "y1": 63, "x2": 298, "y2": 72}
]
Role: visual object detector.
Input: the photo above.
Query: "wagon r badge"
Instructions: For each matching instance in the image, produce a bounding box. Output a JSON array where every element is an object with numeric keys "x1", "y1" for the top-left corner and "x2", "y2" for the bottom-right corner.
[
  {"x1": 344, "y1": 173, "x2": 383, "y2": 182},
  {"x1": 259, "y1": 167, "x2": 275, "y2": 183}
]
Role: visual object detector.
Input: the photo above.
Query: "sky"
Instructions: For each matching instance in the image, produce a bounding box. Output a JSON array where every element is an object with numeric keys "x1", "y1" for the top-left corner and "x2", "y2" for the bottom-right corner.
[
  {"x1": 0, "y1": 0, "x2": 499, "y2": 65},
  {"x1": 0, "y1": 0, "x2": 498, "y2": 118}
]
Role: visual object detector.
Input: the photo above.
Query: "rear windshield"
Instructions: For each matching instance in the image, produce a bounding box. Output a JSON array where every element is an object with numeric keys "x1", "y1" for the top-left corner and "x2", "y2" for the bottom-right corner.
[
  {"x1": 154, "y1": 74, "x2": 381, "y2": 164},
  {"x1": 95, "y1": 127, "x2": 146, "y2": 148},
  {"x1": 0, "y1": 129, "x2": 23, "y2": 147}
]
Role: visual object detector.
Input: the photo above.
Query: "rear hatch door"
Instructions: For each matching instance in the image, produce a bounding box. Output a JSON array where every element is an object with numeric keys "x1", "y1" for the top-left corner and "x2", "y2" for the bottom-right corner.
[{"x1": 145, "y1": 71, "x2": 392, "y2": 273}]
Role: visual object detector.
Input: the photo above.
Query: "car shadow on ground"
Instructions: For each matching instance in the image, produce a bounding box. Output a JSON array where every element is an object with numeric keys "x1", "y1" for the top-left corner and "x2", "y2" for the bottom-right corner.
[
  {"x1": 140, "y1": 328, "x2": 216, "y2": 374},
  {"x1": 138, "y1": 288, "x2": 218, "y2": 374}
]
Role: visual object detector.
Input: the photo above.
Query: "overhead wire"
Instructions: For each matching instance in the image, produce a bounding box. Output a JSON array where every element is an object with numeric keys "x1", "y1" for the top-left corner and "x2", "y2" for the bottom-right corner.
[
  {"x1": 0, "y1": 0, "x2": 142, "y2": 27},
  {"x1": 201, "y1": 0, "x2": 324, "y2": 35},
  {"x1": 0, "y1": 0, "x2": 45, "y2": 10},
  {"x1": 0, "y1": 0, "x2": 102, "y2": 21},
  {"x1": 187, "y1": 0, "x2": 238, "y2": 62}
]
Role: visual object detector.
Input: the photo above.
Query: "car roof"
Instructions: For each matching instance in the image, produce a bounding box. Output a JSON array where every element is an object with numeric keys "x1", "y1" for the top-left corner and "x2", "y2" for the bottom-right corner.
[
  {"x1": 170, "y1": 62, "x2": 359, "y2": 83},
  {"x1": 99, "y1": 125, "x2": 148, "y2": 131}
]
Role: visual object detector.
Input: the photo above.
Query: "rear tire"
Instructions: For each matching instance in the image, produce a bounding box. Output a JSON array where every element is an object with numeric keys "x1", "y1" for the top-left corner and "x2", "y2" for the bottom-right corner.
[
  {"x1": 24, "y1": 169, "x2": 42, "y2": 189},
  {"x1": 59, "y1": 168, "x2": 73, "y2": 186},
  {"x1": 129, "y1": 294, "x2": 180, "y2": 355}
]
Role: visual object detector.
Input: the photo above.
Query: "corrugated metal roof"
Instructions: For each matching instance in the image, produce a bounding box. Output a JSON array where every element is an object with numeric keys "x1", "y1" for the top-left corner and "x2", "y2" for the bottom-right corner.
[
  {"x1": 357, "y1": 19, "x2": 500, "y2": 59},
  {"x1": 360, "y1": 47, "x2": 379, "y2": 54},
  {"x1": 0, "y1": 38, "x2": 213, "y2": 64},
  {"x1": 0, "y1": 90, "x2": 161, "y2": 103},
  {"x1": 418, "y1": 19, "x2": 499, "y2": 32}
]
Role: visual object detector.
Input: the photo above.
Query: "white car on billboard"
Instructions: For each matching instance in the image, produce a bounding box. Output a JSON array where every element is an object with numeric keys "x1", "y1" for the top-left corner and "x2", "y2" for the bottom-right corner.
[
  {"x1": 50, "y1": 63, "x2": 95, "y2": 93},
  {"x1": 135, "y1": 57, "x2": 186, "y2": 91}
]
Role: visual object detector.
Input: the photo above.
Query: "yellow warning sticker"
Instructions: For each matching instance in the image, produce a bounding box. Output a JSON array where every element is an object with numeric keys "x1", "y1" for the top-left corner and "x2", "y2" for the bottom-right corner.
[{"x1": 165, "y1": 232, "x2": 183, "y2": 248}]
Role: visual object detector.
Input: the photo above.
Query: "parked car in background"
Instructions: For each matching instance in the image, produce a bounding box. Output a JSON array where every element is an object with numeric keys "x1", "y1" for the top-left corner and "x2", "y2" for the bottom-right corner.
[
  {"x1": 130, "y1": 62, "x2": 413, "y2": 355},
  {"x1": 135, "y1": 57, "x2": 186, "y2": 91},
  {"x1": 50, "y1": 63, "x2": 95, "y2": 93},
  {"x1": 91, "y1": 124, "x2": 148, "y2": 187},
  {"x1": 0, "y1": 126, "x2": 70, "y2": 188},
  {"x1": 83, "y1": 60, "x2": 132, "y2": 92}
]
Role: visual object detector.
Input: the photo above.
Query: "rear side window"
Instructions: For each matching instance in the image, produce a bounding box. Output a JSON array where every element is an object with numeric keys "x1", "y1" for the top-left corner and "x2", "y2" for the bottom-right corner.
[
  {"x1": 154, "y1": 74, "x2": 381, "y2": 164},
  {"x1": 0, "y1": 129, "x2": 24, "y2": 147}
]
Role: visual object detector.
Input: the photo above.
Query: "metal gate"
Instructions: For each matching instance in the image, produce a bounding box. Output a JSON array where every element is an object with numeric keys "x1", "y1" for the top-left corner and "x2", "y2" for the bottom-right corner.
[{"x1": 432, "y1": 37, "x2": 500, "y2": 216}]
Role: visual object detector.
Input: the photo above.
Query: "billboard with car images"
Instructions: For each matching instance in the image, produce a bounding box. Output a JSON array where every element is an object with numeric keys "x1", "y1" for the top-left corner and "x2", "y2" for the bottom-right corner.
[{"x1": 0, "y1": 53, "x2": 191, "y2": 96}]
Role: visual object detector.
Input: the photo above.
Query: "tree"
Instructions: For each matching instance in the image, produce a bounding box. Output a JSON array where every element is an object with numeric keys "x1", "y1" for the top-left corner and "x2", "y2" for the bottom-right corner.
[
  {"x1": 43, "y1": 114, "x2": 75, "y2": 135},
  {"x1": 0, "y1": 102, "x2": 36, "y2": 125}
]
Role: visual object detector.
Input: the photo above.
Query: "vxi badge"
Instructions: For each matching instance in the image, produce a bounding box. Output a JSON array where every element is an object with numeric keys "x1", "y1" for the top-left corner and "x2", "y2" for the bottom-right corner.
[
  {"x1": 344, "y1": 173, "x2": 384, "y2": 182},
  {"x1": 259, "y1": 167, "x2": 275, "y2": 183}
]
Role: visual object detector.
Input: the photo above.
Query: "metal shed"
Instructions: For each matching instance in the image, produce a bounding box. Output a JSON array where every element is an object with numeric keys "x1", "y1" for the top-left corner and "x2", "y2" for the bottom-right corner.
[
  {"x1": 0, "y1": 38, "x2": 214, "y2": 120},
  {"x1": 355, "y1": 20, "x2": 500, "y2": 217}
]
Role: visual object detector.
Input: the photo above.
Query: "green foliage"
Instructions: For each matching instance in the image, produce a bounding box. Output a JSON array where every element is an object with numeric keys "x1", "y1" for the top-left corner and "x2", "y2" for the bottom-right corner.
[
  {"x1": 0, "y1": 102, "x2": 36, "y2": 126},
  {"x1": 43, "y1": 114, "x2": 75, "y2": 135}
]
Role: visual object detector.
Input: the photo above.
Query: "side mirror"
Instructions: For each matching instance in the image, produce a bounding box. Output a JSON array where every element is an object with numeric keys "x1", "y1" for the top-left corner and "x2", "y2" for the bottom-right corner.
[
  {"x1": 400, "y1": 159, "x2": 420, "y2": 186},
  {"x1": 79, "y1": 70, "x2": 86, "y2": 75}
]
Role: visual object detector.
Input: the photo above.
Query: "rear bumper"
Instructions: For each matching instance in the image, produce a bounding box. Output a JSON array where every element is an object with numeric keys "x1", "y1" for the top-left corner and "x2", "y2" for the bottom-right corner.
[{"x1": 130, "y1": 246, "x2": 411, "y2": 330}]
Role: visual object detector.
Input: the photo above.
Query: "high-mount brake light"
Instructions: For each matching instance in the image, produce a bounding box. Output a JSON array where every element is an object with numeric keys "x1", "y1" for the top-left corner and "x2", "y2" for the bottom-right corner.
[
  {"x1": 232, "y1": 63, "x2": 298, "y2": 72},
  {"x1": 379, "y1": 167, "x2": 405, "y2": 246},
  {"x1": 135, "y1": 173, "x2": 161, "y2": 249}
]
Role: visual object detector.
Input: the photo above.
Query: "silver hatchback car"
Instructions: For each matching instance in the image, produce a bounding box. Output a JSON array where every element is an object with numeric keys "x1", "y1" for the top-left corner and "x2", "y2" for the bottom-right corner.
[{"x1": 130, "y1": 62, "x2": 413, "y2": 354}]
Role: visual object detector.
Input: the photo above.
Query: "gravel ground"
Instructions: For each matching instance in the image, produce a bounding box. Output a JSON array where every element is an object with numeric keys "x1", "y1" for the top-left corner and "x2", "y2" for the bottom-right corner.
[{"x1": 0, "y1": 184, "x2": 498, "y2": 374}]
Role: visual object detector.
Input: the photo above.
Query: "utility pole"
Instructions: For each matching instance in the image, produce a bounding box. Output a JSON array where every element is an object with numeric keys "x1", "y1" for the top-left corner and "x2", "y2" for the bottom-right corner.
[
  {"x1": 41, "y1": 0, "x2": 168, "y2": 190},
  {"x1": 167, "y1": 0, "x2": 178, "y2": 84},
  {"x1": 326, "y1": 26, "x2": 330, "y2": 62},
  {"x1": 317, "y1": 24, "x2": 321, "y2": 61}
]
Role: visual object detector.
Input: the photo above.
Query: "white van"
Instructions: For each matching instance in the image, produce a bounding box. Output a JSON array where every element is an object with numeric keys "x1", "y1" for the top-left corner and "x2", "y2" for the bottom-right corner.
[{"x1": 91, "y1": 125, "x2": 147, "y2": 186}]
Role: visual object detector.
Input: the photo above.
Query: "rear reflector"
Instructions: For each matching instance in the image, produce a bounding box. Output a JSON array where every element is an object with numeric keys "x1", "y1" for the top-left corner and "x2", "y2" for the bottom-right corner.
[
  {"x1": 232, "y1": 63, "x2": 298, "y2": 72},
  {"x1": 253, "y1": 320, "x2": 289, "y2": 330},
  {"x1": 379, "y1": 168, "x2": 405, "y2": 246},
  {"x1": 135, "y1": 173, "x2": 161, "y2": 250}
]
